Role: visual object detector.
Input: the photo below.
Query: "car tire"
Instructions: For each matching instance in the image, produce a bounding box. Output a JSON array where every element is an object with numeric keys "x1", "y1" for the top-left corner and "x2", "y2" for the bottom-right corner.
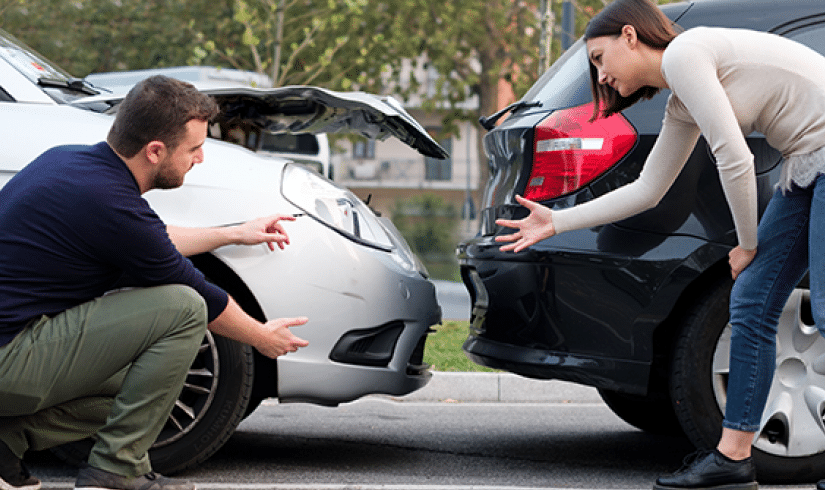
[
  {"x1": 670, "y1": 275, "x2": 825, "y2": 483},
  {"x1": 669, "y1": 276, "x2": 730, "y2": 454},
  {"x1": 51, "y1": 331, "x2": 254, "y2": 475},
  {"x1": 598, "y1": 388, "x2": 684, "y2": 435}
]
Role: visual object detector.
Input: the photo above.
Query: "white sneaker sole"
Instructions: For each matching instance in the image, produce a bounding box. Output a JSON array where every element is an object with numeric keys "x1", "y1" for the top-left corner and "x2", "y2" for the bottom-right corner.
[{"x1": 0, "y1": 479, "x2": 40, "y2": 490}]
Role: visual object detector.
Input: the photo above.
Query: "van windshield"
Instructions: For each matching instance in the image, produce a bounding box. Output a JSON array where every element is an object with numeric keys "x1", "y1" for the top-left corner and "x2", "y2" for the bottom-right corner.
[{"x1": 522, "y1": 39, "x2": 591, "y2": 109}]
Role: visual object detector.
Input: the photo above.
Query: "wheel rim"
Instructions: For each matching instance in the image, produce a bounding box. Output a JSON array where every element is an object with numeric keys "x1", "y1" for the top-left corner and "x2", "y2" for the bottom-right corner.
[
  {"x1": 152, "y1": 332, "x2": 220, "y2": 448},
  {"x1": 712, "y1": 288, "x2": 825, "y2": 457}
]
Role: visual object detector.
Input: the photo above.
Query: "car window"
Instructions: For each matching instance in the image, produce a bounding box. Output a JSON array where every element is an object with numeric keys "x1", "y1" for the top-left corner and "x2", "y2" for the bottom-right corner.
[
  {"x1": 520, "y1": 2, "x2": 692, "y2": 111},
  {"x1": 0, "y1": 31, "x2": 69, "y2": 83},
  {"x1": 786, "y1": 23, "x2": 825, "y2": 54},
  {"x1": 522, "y1": 39, "x2": 591, "y2": 109},
  {"x1": 260, "y1": 133, "x2": 320, "y2": 155}
]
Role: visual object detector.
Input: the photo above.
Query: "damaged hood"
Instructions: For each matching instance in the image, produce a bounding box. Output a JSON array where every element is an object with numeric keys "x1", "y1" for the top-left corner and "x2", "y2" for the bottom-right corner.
[{"x1": 74, "y1": 85, "x2": 448, "y2": 160}]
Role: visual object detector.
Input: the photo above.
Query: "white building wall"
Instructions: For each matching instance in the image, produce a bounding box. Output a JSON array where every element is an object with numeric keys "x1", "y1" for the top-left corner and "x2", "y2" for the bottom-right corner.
[{"x1": 335, "y1": 119, "x2": 481, "y2": 192}]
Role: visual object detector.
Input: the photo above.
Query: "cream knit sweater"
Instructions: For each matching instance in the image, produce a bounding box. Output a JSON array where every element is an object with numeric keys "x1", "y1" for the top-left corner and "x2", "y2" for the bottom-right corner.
[{"x1": 551, "y1": 27, "x2": 825, "y2": 250}]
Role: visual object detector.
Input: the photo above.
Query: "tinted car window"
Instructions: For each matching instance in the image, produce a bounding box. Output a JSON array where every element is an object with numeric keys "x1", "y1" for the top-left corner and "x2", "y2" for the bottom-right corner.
[
  {"x1": 260, "y1": 132, "x2": 320, "y2": 155},
  {"x1": 521, "y1": 39, "x2": 591, "y2": 109},
  {"x1": 787, "y1": 23, "x2": 825, "y2": 53}
]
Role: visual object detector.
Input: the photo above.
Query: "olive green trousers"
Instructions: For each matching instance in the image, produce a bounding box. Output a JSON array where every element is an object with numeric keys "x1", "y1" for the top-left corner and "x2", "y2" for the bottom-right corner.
[{"x1": 0, "y1": 285, "x2": 208, "y2": 477}]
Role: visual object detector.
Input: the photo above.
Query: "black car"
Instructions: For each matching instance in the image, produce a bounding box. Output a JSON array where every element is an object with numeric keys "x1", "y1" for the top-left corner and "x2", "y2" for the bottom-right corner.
[{"x1": 458, "y1": 0, "x2": 825, "y2": 483}]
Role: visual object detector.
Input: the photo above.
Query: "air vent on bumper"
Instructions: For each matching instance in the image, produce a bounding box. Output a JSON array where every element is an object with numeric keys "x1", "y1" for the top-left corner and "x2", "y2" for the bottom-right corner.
[{"x1": 330, "y1": 321, "x2": 405, "y2": 367}]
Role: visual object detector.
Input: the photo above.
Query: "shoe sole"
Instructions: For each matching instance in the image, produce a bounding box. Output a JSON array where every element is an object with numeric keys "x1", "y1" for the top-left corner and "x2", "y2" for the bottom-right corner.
[
  {"x1": 653, "y1": 483, "x2": 757, "y2": 490},
  {"x1": 75, "y1": 486, "x2": 197, "y2": 490},
  {"x1": 0, "y1": 480, "x2": 40, "y2": 490}
]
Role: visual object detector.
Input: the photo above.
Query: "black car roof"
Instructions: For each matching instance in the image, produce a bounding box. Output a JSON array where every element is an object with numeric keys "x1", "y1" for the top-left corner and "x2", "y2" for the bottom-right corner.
[{"x1": 671, "y1": 0, "x2": 825, "y2": 33}]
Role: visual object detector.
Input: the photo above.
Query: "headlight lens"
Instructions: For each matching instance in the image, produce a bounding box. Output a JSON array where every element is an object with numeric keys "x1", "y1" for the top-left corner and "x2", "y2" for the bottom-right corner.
[{"x1": 281, "y1": 163, "x2": 393, "y2": 251}]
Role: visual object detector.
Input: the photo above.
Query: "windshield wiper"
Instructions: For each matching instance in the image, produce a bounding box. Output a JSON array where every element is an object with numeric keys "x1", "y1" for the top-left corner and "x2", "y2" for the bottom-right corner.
[
  {"x1": 479, "y1": 100, "x2": 542, "y2": 130},
  {"x1": 38, "y1": 77, "x2": 100, "y2": 96}
]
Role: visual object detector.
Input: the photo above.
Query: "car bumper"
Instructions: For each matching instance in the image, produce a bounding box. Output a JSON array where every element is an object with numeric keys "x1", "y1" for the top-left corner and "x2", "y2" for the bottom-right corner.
[
  {"x1": 456, "y1": 229, "x2": 713, "y2": 395},
  {"x1": 277, "y1": 273, "x2": 440, "y2": 405},
  {"x1": 460, "y1": 264, "x2": 650, "y2": 394},
  {"x1": 213, "y1": 213, "x2": 441, "y2": 406}
]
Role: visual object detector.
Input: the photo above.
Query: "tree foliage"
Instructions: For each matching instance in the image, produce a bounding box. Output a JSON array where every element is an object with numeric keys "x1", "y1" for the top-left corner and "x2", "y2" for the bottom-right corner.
[{"x1": 0, "y1": 0, "x2": 679, "y2": 132}]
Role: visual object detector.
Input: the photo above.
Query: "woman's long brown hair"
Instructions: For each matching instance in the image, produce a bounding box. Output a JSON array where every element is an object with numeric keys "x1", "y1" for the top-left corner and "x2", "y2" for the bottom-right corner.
[{"x1": 584, "y1": 0, "x2": 680, "y2": 121}]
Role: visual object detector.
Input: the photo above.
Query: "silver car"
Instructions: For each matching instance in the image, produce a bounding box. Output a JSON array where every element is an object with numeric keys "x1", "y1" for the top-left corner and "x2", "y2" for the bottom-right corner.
[{"x1": 0, "y1": 29, "x2": 444, "y2": 473}]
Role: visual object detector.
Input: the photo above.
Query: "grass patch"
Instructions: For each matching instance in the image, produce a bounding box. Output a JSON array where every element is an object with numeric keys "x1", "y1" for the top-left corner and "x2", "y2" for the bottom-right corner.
[
  {"x1": 424, "y1": 320, "x2": 499, "y2": 372},
  {"x1": 421, "y1": 258, "x2": 461, "y2": 282}
]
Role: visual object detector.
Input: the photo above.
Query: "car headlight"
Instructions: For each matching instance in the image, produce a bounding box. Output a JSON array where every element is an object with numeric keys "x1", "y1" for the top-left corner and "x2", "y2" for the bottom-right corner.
[{"x1": 280, "y1": 163, "x2": 394, "y2": 251}]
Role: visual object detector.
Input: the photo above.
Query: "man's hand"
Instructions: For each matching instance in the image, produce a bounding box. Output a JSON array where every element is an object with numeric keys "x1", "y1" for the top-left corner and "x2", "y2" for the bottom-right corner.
[
  {"x1": 231, "y1": 214, "x2": 296, "y2": 251},
  {"x1": 209, "y1": 297, "x2": 308, "y2": 359},
  {"x1": 494, "y1": 195, "x2": 556, "y2": 253},
  {"x1": 253, "y1": 316, "x2": 310, "y2": 359},
  {"x1": 729, "y1": 246, "x2": 757, "y2": 280}
]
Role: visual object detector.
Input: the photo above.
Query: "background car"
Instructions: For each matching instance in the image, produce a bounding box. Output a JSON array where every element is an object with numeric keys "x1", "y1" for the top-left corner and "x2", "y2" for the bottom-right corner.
[
  {"x1": 86, "y1": 67, "x2": 334, "y2": 180},
  {"x1": 458, "y1": 0, "x2": 825, "y2": 483},
  {"x1": 0, "y1": 29, "x2": 446, "y2": 473}
]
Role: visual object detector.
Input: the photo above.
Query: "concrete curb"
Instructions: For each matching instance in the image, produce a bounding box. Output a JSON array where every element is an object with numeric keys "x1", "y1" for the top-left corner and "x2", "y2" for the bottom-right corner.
[
  {"x1": 418, "y1": 282, "x2": 602, "y2": 404},
  {"x1": 389, "y1": 371, "x2": 603, "y2": 404}
]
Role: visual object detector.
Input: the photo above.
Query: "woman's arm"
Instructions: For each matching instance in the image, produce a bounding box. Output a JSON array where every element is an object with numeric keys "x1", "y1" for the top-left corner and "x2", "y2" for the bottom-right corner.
[{"x1": 496, "y1": 112, "x2": 700, "y2": 251}]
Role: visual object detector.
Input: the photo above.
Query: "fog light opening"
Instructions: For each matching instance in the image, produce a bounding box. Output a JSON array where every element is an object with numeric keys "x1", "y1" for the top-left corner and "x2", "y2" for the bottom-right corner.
[{"x1": 329, "y1": 321, "x2": 405, "y2": 367}]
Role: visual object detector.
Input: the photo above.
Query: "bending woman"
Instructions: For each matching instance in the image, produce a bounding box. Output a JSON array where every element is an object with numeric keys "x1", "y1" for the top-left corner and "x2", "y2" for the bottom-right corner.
[{"x1": 495, "y1": 0, "x2": 825, "y2": 489}]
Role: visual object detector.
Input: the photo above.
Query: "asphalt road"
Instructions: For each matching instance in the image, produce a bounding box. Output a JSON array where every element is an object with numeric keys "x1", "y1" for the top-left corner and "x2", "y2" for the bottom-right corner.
[{"x1": 29, "y1": 375, "x2": 810, "y2": 490}]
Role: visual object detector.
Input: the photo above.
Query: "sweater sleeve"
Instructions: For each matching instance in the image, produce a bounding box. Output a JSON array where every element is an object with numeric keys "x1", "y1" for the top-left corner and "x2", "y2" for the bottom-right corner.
[
  {"x1": 660, "y1": 34, "x2": 758, "y2": 250},
  {"x1": 85, "y1": 185, "x2": 229, "y2": 322},
  {"x1": 551, "y1": 106, "x2": 701, "y2": 235}
]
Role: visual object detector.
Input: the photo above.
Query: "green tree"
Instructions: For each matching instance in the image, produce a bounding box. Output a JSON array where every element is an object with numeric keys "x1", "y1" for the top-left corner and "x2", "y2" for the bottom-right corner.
[
  {"x1": 190, "y1": 0, "x2": 379, "y2": 87},
  {"x1": 1, "y1": 0, "x2": 681, "y2": 113},
  {"x1": 0, "y1": 0, "x2": 236, "y2": 76}
]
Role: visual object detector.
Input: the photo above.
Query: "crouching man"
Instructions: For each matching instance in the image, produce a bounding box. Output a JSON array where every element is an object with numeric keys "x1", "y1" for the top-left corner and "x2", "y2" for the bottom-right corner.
[{"x1": 0, "y1": 75, "x2": 308, "y2": 490}]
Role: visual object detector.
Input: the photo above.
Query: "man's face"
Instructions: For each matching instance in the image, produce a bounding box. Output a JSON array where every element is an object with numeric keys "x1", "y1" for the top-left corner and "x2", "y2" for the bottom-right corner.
[{"x1": 153, "y1": 119, "x2": 208, "y2": 190}]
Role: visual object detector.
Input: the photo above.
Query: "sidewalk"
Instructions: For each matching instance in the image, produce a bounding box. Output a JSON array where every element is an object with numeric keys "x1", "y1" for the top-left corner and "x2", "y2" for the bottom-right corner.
[{"x1": 391, "y1": 371, "x2": 603, "y2": 404}]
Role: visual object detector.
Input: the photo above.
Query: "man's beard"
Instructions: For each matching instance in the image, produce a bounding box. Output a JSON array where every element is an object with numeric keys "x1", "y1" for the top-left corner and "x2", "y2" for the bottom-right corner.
[{"x1": 152, "y1": 162, "x2": 184, "y2": 190}]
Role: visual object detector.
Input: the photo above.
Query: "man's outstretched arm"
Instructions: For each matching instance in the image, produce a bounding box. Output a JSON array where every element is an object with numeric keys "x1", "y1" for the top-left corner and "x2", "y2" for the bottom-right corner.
[{"x1": 168, "y1": 214, "x2": 296, "y2": 256}]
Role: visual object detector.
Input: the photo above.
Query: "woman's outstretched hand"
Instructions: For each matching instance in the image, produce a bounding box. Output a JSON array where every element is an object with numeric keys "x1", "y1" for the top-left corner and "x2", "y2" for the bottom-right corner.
[{"x1": 494, "y1": 195, "x2": 556, "y2": 252}]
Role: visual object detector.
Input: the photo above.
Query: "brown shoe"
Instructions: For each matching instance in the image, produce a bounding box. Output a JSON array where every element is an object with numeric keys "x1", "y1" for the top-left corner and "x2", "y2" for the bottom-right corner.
[
  {"x1": 74, "y1": 465, "x2": 195, "y2": 490},
  {"x1": 0, "y1": 441, "x2": 40, "y2": 490}
]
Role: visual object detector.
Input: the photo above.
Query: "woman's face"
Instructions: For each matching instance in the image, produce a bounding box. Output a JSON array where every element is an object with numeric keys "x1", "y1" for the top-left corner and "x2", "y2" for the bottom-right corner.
[{"x1": 586, "y1": 26, "x2": 644, "y2": 98}]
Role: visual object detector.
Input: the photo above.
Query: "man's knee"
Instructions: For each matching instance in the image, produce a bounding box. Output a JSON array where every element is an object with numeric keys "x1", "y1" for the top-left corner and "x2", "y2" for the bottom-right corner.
[{"x1": 157, "y1": 284, "x2": 208, "y2": 333}]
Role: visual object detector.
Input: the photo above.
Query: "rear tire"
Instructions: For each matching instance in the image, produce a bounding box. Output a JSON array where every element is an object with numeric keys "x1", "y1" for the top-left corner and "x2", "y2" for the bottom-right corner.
[
  {"x1": 669, "y1": 275, "x2": 825, "y2": 483},
  {"x1": 598, "y1": 388, "x2": 683, "y2": 436},
  {"x1": 669, "y1": 276, "x2": 730, "y2": 452}
]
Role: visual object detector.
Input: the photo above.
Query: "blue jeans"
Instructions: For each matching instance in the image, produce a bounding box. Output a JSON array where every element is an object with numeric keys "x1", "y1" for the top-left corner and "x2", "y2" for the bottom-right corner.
[{"x1": 724, "y1": 174, "x2": 825, "y2": 432}]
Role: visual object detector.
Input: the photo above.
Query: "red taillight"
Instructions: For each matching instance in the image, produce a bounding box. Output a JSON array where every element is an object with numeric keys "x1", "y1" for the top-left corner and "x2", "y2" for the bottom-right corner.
[{"x1": 525, "y1": 102, "x2": 637, "y2": 202}]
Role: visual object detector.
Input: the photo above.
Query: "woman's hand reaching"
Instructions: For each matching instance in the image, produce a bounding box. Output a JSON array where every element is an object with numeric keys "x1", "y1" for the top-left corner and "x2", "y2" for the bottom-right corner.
[{"x1": 494, "y1": 195, "x2": 556, "y2": 252}]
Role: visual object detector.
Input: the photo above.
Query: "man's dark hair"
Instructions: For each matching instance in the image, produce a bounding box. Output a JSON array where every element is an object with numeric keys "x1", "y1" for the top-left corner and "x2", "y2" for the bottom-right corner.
[
  {"x1": 584, "y1": 0, "x2": 680, "y2": 120},
  {"x1": 107, "y1": 75, "x2": 220, "y2": 158}
]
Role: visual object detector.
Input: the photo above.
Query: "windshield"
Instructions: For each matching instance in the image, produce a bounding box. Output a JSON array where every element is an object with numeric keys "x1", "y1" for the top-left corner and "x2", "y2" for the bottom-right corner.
[
  {"x1": 0, "y1": 28, "x2": 95, "y2": 103},
  {"x1": 522, "y1": 39, "x2": 591, "y2": 109}
]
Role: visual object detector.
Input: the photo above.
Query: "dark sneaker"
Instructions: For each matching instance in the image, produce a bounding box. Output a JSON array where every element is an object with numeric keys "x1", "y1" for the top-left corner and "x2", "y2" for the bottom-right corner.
[
  {"x1": 654, "y1": 449, "x2": 757, "y2": 490},
  {"x1": 0, "y1": 441, "x2": 40, "y2": 490},
  {"x1": 74, "y1": 465, "x2": 195, "y2": 490}
]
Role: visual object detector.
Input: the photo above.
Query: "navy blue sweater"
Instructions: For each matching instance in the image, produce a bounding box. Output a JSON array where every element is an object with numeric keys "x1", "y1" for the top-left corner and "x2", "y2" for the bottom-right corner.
[{"x1": 0, "y1": 142, "x2": 229, "y2": 346}]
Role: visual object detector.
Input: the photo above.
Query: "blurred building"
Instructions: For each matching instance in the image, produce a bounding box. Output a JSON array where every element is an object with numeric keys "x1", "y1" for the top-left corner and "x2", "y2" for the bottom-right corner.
[{"x1": 335, "y1": 57, "x2": 492, "y2": 240}]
